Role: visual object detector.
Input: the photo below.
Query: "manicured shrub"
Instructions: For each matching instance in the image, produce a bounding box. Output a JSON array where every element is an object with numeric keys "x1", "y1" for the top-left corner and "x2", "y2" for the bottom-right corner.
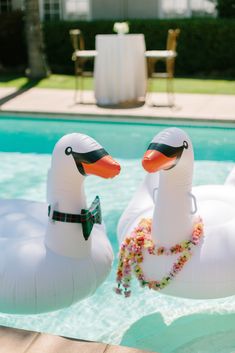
[
  {"x1": 0, "y1": 11, "x2": 27, "y2": 69},
  {"x1": 217, "y1": 0, "x2": 235, "y2": 18},
  {"x1": 43, "y1": 20, "x2": 114, "y2": 73},
  {"x1": 1, "y1": 13, "x2": 235, "y2": 77},
  {"x1": 43, "y1": 18, "x2": 235, "y2": 77}
]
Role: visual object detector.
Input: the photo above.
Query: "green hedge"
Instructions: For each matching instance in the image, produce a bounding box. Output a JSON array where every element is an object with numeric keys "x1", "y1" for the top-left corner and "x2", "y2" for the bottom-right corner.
[
  {"x1": 1, "y1": 13, "x2": 235, "y2": 77},
  {"x1": 217, "y1": 0, "x2": 235, "y2": 18},
  {"x1": 44, "y1": 18, "x2": 235, "y2": 76},
  {"x1": 0, "y1": 11, "x2": 26, "y2": 68}
]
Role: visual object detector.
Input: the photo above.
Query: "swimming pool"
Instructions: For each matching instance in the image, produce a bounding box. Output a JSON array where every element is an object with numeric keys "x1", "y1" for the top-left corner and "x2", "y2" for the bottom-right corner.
[{"x1": 0, "y1": 113, "x2": 235, "y2": 353}]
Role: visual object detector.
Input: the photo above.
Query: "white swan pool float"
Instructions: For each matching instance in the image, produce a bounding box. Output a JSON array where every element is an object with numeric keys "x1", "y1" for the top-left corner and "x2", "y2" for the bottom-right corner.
[
  {"x1": 0, "y1": 133, "x2": 120, "y2": 314},
  {"x1": 117, "y1": 127, "x2": 235, "y2": 299}
]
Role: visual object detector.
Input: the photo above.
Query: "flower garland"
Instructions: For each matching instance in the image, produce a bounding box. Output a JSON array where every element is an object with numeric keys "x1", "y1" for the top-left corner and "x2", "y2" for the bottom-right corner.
[{"x1": 115, "y1": 218, "x2": 204, "y2": 297}]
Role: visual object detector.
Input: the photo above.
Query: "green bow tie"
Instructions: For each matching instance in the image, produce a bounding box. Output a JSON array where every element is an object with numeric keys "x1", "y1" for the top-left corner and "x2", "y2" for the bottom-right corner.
[
  {"x1": 81, "y1": 196, "x2": 102, "y2": 240},
  {"x1": 48, "y1": 196, "x2": 102, "y2": 240}
]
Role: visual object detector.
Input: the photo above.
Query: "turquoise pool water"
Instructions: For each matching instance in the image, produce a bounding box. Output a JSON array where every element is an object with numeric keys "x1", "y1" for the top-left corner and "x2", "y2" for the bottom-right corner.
[{"x1": 0, "y1": 114, "x2": 235, "y2": 353}]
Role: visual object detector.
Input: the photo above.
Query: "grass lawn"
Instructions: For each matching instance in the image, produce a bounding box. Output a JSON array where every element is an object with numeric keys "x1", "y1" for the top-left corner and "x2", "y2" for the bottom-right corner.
[{"x1": 0, "y1": 74, "x2": 235, "y2": 95}]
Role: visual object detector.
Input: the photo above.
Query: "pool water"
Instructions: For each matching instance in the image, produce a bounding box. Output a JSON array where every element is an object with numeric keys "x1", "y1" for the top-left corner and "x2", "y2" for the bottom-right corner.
[{"x1": 0, "y1": 115, "x2": 235, "y2": 353}]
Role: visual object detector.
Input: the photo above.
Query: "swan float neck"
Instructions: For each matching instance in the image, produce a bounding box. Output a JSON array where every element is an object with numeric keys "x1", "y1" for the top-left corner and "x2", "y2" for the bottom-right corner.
[
  {"x1": 143, "y1": 128, "x2": 195, "y2": 246},
  {"x1": 45, "y1": 166, "x2": 89, "y2": 258},
  {"x1": 45, "y1": 133, "x2": 120, "y2": 259},
  {"x1": 152, "y1": 177, "x2": 194, "y2": 246}
]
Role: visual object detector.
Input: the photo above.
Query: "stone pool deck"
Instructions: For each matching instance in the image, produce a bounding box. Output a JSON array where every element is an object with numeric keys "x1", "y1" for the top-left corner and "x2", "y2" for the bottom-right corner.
[
  {"x1": 0, "y1": 87, "x2": 235, "y2": 123},
  {"x1": 0, "y1": 326, "x2": 149, "y2": 353}
]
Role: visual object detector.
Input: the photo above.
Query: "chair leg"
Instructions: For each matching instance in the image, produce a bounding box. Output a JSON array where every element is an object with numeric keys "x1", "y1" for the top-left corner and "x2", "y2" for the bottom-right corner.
[
  {"x1": 147, "y1": 77, "x2": 154, "y2": 106},
  {"x1": 74, "y1": 60, "x2": 80, "y2": 103},
  {"x1": 166, "y1": 58, "x2": 176, "y2": 107},
  {"x1": 80, "y1": 71, "x2": 84, "y2": 104},
  {"x1": 74, "y1": 59, "x2": 85, "y2": 104},
  {"x1": 146, "y1": 59, "x2": 155, "y2": 106},
  {"x1": 79, "y1": 60, "x2": 87, "y2": 104},
  {"x1": 74, "y1": 74, "x2": 78, "y2": 103},
  {"x1": 166, "y1": 77, "x2": 175, "y2": 107}
]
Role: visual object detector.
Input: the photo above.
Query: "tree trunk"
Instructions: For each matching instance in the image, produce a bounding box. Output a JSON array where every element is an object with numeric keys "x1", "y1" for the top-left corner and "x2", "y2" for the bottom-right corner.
[{"x1": 25, "y1": 0, "x2": 50, "y2": 78}]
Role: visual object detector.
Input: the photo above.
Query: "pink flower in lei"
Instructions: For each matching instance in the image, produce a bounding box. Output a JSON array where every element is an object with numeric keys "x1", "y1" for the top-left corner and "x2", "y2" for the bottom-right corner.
[{"x1": 115, "y1": 218, "x2": 204, "y2": 297}]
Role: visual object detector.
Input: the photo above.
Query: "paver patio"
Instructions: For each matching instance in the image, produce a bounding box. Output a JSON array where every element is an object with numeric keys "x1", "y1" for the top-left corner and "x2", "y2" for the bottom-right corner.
[{"x1": 0, "y1": 87, "x2": 234, "y2": 122}]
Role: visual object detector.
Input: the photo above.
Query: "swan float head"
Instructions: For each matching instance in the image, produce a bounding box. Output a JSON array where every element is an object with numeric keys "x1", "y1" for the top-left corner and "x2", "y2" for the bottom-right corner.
[
  {"x1": 142, "y1": 128, "x2": 194, "y2": 180},
  {"x1": 51, "y1": 133, "x2": 120, "y2": 186}
]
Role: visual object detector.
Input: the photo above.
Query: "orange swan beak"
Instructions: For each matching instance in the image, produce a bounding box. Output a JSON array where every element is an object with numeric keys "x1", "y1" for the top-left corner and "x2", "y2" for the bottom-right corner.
[
  {"x1": 142, "y1": 150, "x2": 177, "y2": 173},
  {"x1": 83, "y1": 155, "x2": 121, "y2": 178}
]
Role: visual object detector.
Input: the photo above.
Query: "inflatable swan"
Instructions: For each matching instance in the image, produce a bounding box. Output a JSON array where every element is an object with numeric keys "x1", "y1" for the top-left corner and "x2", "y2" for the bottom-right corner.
[
  {"x1": 0, "y1": 133, "x2": 120, "y2": 314},
  {"x1": 117, "y1": 127, "x2": 235, "y2": 299}
]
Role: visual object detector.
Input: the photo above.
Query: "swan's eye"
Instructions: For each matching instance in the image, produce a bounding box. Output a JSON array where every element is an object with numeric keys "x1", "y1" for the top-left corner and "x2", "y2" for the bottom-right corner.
[
  {"x1": 183, "y1": 141, "x2": 188, "y2": 149},
  {"x1": 65, "y1": 147, "x2": 73, "y2": 155}
]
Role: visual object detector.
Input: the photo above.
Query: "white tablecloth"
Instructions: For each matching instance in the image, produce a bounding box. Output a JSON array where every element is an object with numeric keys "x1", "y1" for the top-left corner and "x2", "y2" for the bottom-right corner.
[{"x1": 94, "y1": 34, "x2": 147, "y2": 106}]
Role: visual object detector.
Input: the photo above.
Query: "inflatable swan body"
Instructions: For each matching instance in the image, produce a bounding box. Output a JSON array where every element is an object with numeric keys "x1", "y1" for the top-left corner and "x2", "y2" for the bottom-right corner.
[
  {"x1": 118, "y1": 128, "x2": 235, "y2": 299},
  {"x1": 0, "y1": 133, "x2": 120, "y2": 314}
]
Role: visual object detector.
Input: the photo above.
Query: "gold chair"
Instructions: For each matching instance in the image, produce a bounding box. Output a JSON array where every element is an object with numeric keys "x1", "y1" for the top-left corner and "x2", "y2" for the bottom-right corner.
[
  {"x1": 69, "y1": 29, "x2": 97, "y2": 103},
  {"x1": 145, "y1": 29, "x2": 180, "y2": 107}
]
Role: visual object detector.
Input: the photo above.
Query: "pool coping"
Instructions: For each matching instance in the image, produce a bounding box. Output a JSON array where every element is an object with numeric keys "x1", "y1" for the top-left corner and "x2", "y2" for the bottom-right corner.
[{"x1": 1, "y1": 110, "x2": 235, "y2": 128}]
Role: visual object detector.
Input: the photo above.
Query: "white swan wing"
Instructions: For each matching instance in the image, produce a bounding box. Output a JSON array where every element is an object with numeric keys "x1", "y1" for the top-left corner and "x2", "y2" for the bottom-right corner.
[{"x1": 0, "y1": 199, "x2": 47, "y2": 240}]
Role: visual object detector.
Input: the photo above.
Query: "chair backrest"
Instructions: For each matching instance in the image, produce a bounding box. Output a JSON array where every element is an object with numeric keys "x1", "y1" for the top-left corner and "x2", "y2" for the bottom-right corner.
[
  {"x1": 166, "y1": 29, "x2": 180, "y2": 52},
  {"x1": 69, "y1": 29, "x2": 85, "y2": 51}
]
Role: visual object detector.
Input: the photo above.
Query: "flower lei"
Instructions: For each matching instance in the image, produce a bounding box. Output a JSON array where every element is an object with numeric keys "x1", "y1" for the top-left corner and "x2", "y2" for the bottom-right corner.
[{"x1": 115, "y1": 218, "x2": 204, "y2": 297}]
